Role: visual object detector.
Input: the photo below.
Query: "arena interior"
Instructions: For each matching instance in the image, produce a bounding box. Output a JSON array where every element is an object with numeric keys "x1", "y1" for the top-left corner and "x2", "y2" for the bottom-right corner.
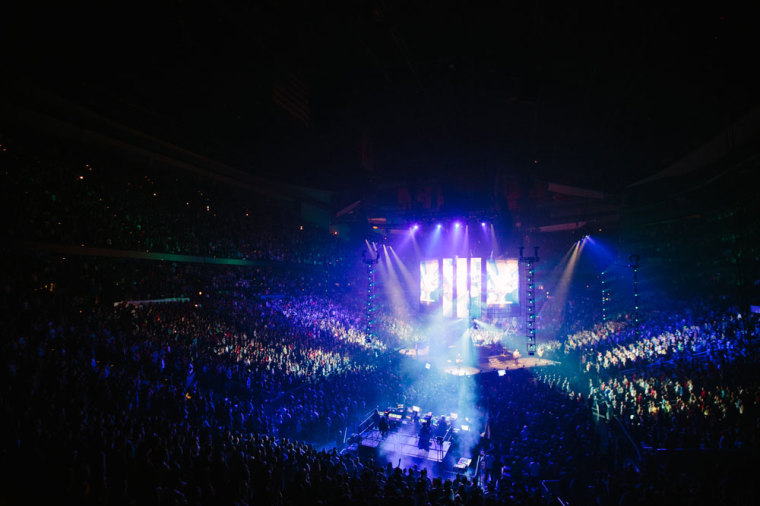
[{"x1": 2, "y1": 3, "x2": 760, "y2": 505}]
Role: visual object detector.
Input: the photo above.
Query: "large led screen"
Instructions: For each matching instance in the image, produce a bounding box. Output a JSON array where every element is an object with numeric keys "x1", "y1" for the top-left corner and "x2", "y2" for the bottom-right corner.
[
  {"x1": 486, "y1": 259, "x2": 519, "y2": 306},
  {"x1": 419, "y1": 259, "x2": 440, "y2": 304},
  {"x1": 442, "y1": 258, "x2": 454, "y2": 317},
  {"x1": 420, "y1": 257, "x2": 516, "y2": 317},
  {"x1": 470, "y1": 258, "x2": 482, "y2": 318},
  {"x1": 456, "y1": 257, "x2": 468, "y2": 318}
]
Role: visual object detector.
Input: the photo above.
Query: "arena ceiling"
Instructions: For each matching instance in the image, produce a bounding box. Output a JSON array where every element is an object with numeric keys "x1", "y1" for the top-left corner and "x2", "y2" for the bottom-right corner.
[{"x1": 3, "y1": 1, "x2": 758, "y2": 201}]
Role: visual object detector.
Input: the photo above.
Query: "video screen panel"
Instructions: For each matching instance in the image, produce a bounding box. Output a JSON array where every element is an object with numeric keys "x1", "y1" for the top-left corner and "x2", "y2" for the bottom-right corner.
[
  {"x1": 486, "y1": 259, "x2": 519, "y2": 306},
  {"x1": 419, "y1": 259, "x2": 440, "y2": 305},
  {"x1": 442, "y1": 258, "x2": 454, "y2": 317},
  {"x1": 456, "y1": 257, "x2": 468, "y2": 318},
  {"x1": 470, "y1": 258, "x2": 482, "y2": 318}
]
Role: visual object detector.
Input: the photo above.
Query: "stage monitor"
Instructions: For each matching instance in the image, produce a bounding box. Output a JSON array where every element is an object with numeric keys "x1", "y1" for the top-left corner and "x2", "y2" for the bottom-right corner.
[{"x1": 486, "y1": 259, "x2": 519, "y2": 306}]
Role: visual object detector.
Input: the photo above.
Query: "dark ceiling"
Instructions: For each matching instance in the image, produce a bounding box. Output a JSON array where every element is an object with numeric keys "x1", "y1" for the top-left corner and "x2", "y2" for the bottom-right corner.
[{"x1": 3, "y1": 1, "x2": 758, "y2": 195}]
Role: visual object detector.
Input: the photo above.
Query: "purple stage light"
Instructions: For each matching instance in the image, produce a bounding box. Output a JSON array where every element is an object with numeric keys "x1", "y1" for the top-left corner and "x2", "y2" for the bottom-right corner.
[
  {"x1": 481, "y1": 222, "x2": 486, "y2": 227},
  {"x1": 436, "y1": 223, "x2": 442, "y2": 229},
  {"x1": 454, "y1": 222, "x2": 460, "y2": 228}
]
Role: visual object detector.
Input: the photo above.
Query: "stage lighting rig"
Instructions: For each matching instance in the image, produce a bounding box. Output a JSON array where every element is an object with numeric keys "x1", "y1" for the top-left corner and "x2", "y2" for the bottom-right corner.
[
  {"x1": 362, "y1": 247, "x2": 380, "y2": 343},
  {"x1": 362, "y1": 247, "x2": 381, "y2": 265},
  {"x1": 628, "y1": 254, "x2": 640, "y2": 337},
  {"x1": 519, "y1": 246, "x2": 540, "y2": 355},
  {"x1": 601, "y1": 270, "x2": 608, "y2": 322}
]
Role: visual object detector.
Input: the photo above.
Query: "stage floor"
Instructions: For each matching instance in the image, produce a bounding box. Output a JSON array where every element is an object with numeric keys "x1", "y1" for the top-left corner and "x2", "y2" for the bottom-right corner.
[{"x1": 400, "y1": 345, "x2": 558, "y2": 375}]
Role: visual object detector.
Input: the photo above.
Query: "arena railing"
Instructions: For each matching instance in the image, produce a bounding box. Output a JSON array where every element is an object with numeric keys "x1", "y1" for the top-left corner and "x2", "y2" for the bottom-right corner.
[{"x1": 357, "y1": 410, "x2": 376, "y2": 435}]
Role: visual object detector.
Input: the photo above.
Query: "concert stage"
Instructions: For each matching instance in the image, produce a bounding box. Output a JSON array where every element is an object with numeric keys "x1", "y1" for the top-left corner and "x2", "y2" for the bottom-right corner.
[
  {"x1": 400, "y1": 344, "x2": 559, "y2": 375},
  {"x1": 346, "y1": 408, "x2": 470, "y2": 471},
  {"x1": 357, "y1": 429, "x2": 452, "y2": 463}
]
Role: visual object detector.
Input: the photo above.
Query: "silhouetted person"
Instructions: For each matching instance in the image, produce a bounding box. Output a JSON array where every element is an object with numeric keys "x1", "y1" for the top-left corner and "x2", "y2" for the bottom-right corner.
[
  {"x1": 379, "y1": 414, "x2": 389, "y2": 438},
  {"x1": 419, "y1": 422, "x2": 431, "y2": 450}
]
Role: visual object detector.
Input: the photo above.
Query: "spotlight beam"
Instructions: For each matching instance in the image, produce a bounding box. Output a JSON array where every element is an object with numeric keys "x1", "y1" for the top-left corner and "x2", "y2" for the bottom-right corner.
[
  {"x1": 381, "y1": 245, "x2": 411, "y2": 319},
  {"x1": 489, "y1": 224, "x2": 499, "y2": 257},
  {"x1": 537, "y1": 241, "x2": 582, "y2": 333},
  {"x1": 389, "y1": 247, "x2": 417, "y2": 296}
]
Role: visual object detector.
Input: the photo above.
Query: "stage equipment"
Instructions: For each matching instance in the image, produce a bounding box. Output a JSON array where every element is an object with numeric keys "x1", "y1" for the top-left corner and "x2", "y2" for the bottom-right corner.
[
  {"x1": 519, "y1": 246, "x2": 539, "y2": 355},
  {"x1": 629, "y1": 254, "x2": 640, "y2": 337},
  {"x1": 601, "y1": 269, "x2": 608, "y2": 322},
  {"x1": 363, "y1": 248, "x2": 380, "y2": 342}
]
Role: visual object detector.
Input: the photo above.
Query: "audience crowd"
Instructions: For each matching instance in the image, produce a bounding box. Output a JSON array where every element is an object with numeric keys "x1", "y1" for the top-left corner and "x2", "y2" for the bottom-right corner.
[
  {"x1": 547, "y1": 306, "x2": 760, "y2": 452},
  {"x1": 2, "y1": 136, "x2": 758, "y2": 504},
  {"x1": 1, "y1": 137, "x2": 345, "y2": 265}
]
